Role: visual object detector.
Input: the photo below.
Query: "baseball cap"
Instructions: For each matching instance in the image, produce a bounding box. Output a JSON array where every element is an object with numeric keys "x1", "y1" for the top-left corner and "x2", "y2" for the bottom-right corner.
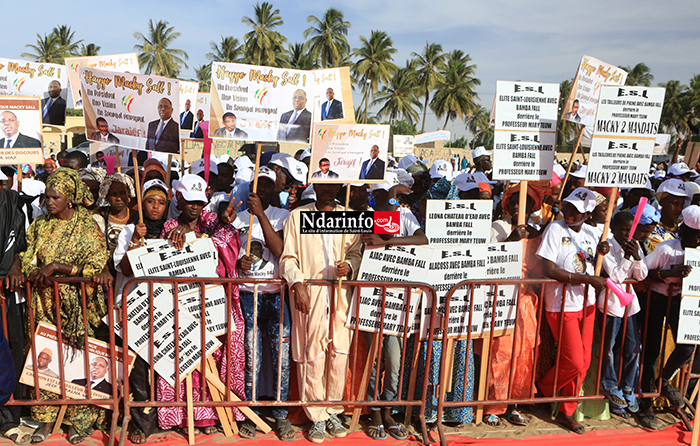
[
  {"x1": 370, "y1": 171, "x2": 400, "y2": 192},
  {"x1": 653, "y1": 170, "x2": 666, "y2": 180},
  {"x1": 393, "y1": 168, "x2": 414, "y2": 188},
  {"x1": 269, "y1": 153, "x2": 306, "y2": 185},
  {"x1": 472, "y1": 146, "x2": 491, "y2": 159},
  {"x1": 570, "y1": 165, "x2": 587, "y2": 179},
  {"x1": 234, "y1": 155, "x2": 254, "y2": 172},
  {"x1": 453, "y1": 173, "x2": 480, "y2": 192},
  {"x1": 175, "y1": 174, "x2": 208, "y2": 202},
  {"x1": 553, "y1": 163, "x2": 566, "y2": 180},
  {"x1": 141, "y1": 179, "x2": 168, "y2": 199},
  {"x1": 563, "y1": 187, "x2": 596, "y2": 213},
  {"x1": 257, "y1": 166, "x2": 276, "y2": 184},
  {"x1": 300, "y1": 148, "x2": 311, "y2": 161},
  {"x1": 190, "y1": 158, "x2": 219, "y2": 176},
  {"x1": 628, "y1": 204, "x2": 661, "y2": 225},
  {"x1": 397, "y1": 154, "x2": 418, "y2": 171},
  {"x1": 668, "y1": 162, "x2": 690, "y2": 177},
  {"x1": 429, "y1": 160, "x2": 453, "y2": 180},
  {"x1": 656, "y1": 178, "x2": 690, "y2": 198},
  {"x1": 681, "y1": 205, "x2": 700, "y2": 230}
]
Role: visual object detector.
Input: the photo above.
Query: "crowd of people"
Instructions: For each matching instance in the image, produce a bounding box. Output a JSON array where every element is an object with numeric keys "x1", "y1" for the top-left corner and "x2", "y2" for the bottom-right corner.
[{"x1": 0, "y1": 144, "x2": 699, "y2": 444}]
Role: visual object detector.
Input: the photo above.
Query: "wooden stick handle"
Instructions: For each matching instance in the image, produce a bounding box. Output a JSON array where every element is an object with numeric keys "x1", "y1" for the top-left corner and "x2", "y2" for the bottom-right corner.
[
  {"x1": 246, "y1": 142, "x2": 263, "y2": 256},
  {"x1": 131, "y1": 150, "x2": 144, "y2": 245},
  {"x1": 517, "y1": 180, "x2": 528, "y2": 226}
]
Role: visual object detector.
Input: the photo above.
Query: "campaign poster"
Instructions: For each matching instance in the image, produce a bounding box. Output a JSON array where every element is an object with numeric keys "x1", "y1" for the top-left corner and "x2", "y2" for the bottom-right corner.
[
  {"x1": 585, "y1": 86, "x2": 665, "y2": 188},
  {"x1": 196, "y1": 92, "x2": 210, "y2": 122},
  {"x1": 21, "y1": 322, "x2": 135, "y2": 405},
  {"x1": 0, "y1": 58, "x2": 68, "y2": 126},
  {"x1": 80, "y1": 66, "x2": 180, "y2": 155},
  {"x1": 0, "y1": 96, "x2": 43, "y2": 164},
  {"x1": 492, "y1": 81, "x2": 560, "y2": 181},
  {"x1": 682, "y1": 248, "x2": 700, "y2": 298},
  {"x1": 178, "y1": 80, "x2": 199, "y2": 132},
  {"x1": 425, "y1": 200, "x2": 493, "y2": 245},
  {"x1": 311, "y1": 67, "x2": 355, "y2": 123},
  {"x1": 562, "y1": 55, "x2": 628, "y2": 145},
  {"x1": 308, "y1": 123, "x2": 390, "y2": 184},
  {"x1": 393, "y1": 135, "x2": 414, "y2": 158},
  {"x1": 64, "y1": 53, "x2": 139, "y2": 109},
  {"x1": 414, "y1": 130, "x2": 450, "y2": 145}
]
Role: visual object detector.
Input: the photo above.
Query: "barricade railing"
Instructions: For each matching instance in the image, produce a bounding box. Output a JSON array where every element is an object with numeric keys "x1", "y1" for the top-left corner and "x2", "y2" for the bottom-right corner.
[
  {"x1": 119, "y1": 277, "x2": 441, "y2": 445},
  {"x1": 0, "y1": 277, "x2": 122, "y2": 446},
  {"x1": 434, "y1": 277, "x2": 689, "y2": 446}
]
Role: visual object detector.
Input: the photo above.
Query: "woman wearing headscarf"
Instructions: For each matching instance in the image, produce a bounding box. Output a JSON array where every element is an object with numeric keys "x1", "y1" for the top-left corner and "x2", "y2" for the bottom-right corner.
[
  {"x1": 78, "y1": 167, "x2": 106, "y2": 214},
  {"x1": 17, "y1": 168, "x2": 109, "y2": 444},
  {"x1": 35, "y1": 159, "x2": 56, "y2": 183},
  {"x1": 93, "y1": 173, "x2": 136, "y2": 273},
  {"x1": 155, "y1": 174, "x2": 245, "y2": 434}
]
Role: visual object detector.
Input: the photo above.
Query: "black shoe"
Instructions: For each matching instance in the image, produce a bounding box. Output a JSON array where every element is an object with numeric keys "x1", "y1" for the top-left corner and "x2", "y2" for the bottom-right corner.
[{"x1": 661, "y1": 381, "x2": 685, "y2": 408}]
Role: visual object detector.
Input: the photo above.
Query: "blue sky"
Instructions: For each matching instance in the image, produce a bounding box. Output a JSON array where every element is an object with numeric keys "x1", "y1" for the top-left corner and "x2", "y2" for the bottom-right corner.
[{"x1": 7, "y1": 0, "x2": 700, "y2": 138}]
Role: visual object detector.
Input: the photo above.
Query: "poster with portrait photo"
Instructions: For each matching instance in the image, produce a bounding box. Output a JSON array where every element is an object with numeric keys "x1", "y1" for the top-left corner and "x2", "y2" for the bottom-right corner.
[
  {"x1": 20, "y1": 322, "x2": 135, "y2": 406},
  {"x1": 0, "y1": 58, "x2": 69, "y2": 126},
  {"x1": 311, "y1": 67, "x2": 354, "y2": 124},
  {"x1": 178, "y1": 80, "x2": 199, "y2": 132},
  {"x1": 80, "y1": 66, "x2": 180, "y2": 155},
  {"x1": 308, "y1": 123, "x2": 390, "y2": 184},
  {"x1": 65, "y1": 53, "x2": 140, "y2": 109},
  {"x1": 196, "y1": 92, "x2": 210, "y2": 122},
  {"x1": 0, "y1": 95, "x2": 44, "y2": 165}
]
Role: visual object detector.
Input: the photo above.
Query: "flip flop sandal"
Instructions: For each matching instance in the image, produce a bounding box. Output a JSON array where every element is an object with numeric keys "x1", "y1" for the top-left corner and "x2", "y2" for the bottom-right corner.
[
  {"x1": 484, "y1": 414, "x2": 505, "y2": 428},
  {"x1": 604, "y1": 389, "x2": 628, "y2": 409},
  {"x1": 238, "y1": 421, "x2": 257, "y2": 439},
  {"x1": 367, "y1": 424, "x2": 387, "y2": 440},
  {"x1": 276, "y1": 419, "x2": 295, "y2": 442},
  {"x1": 569, "y1": 421, "x2": 585, "y2": 435},
  {"x1": 506, "y1": 410, "x2": 528, "y2": 426},
  {"x1": 611, "y1": 406, "x2": 632, "y2": 419},
  {"x1": 623, "y1": 391, "x2": 639, "y2": 413},
  {"x1": 2, "y1": 427, "x2": 32, "y2": 445},
  {"x1": 386, "y1": 424, "x2": 409, "y2": 440}
]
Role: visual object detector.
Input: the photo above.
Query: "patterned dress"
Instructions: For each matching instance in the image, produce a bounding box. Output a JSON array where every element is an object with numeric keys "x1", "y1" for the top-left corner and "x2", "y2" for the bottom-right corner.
[{"x1": 156, "y1": 210, "x2": 246, "y2": 427}]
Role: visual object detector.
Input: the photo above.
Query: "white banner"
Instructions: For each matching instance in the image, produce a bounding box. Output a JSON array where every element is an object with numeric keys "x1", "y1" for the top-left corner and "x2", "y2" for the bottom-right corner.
[
  {"x1": 425, "y1": 200, "x2": 493, "y2": 245},
  {"x1": 64, "y1": 53, "x2": 139, "y2": 109},
  {"x1": 585, "y1": 86, "x2": 665, "y2": 188},
  {"x1": 414, "y1": 130, "x2": 450, "y2": 145},
  {"x1": 493, "y1": 81, "x2": 559, "y2": 180}
]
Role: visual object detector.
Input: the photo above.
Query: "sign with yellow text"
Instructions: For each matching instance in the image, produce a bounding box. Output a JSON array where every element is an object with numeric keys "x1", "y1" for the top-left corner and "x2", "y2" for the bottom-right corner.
[
  {"x1": 0, "y1": 95, "x2": 43, "y2": 164},
  {"x1": 0, "y1": 58, "x2": 68, "y2": 126},
  {"x1": 311, "y1": 67, "x2": 354, "y2": 124},
  {"x1": 80, "y1": 67, "x2": 180, "y2": 155},
  {"x1": 309, "y1": 123, "x2": 390, "y2": 183},
  {"x1": 65, "y1": 53, "x2": 139, "y2": 109}
]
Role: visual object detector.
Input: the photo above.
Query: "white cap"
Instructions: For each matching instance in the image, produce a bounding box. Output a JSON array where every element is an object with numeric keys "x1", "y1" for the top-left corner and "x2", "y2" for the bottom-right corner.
[
  {"x1": 0, "y1": 169, "x2": 6, "y2": 181},
  {"x1": 150, "y1": 152, "x2": 169, "y2": 166},
  {"x1": 234, "y1": 156, "x2": 254, "y2": 172},
  {"x1": 270, "y1": 153, "x2": 306, "y2": 185},
  {"x1": 429, "y1": 159, "x2": 453, "y2": 180},
  {"x1": 682, "y1": 205, "x2": 700, "y2": 230},
  {"x1": 370, "y1": 171, "x2": 400, "y2": 192},
  {"x1": 393, "y1": 168, "x2": 414, "y2": 188},
  {"x1": 190, "y1": 158, "x2": 218, "y2": 176},
  {"x1": 301, "y1": 184, "x2": 316, "y2": 201},
  {"x1": 553, "y1": 163, "x2": 566, "y2": 179},
  {"x1": 300, "y1": 148, "x2": 311, "y2": 161},
  {"x1": 234, "y1": 168, "x2": 253, "y2": 185},
  {"x1": 570, "y1": 165, "x2": 587, "y2": 179},
  {"x1": 397, "y1": 154, "x2": 418, "y2": 171},
  {"x1": 472, "y1": 146, "x2": 491, "y2": 159},
  {"x1": 453, "y1": 173, "x2": 480, "y2": 192},
  {"x1": 142, "y1": 179, "x2": 168, "y2": 199},
  {"x1": 654, "y1": 170, "x2": 666, "y2": 180},
  {"x1": 256, "y1": 166, "x2": 276, "y2": 184},
  {"x1": 175, "y1": 174, "x2": 208, "y2": 203},
  {"x1": 668, "y1": 162, "x2": 690, "y2": 177},
  {"x1": 563, "y1": 187, "x2": 596, "y2": 213},
  {"x1": 217, "y1": 154, "x2": 232, "y2": 165},
  {"x1": 686, "y1": 181, "x2": 700, "y2": 196},
  {"x1": 657, "y1": 178, "x2": 690, "y2": 198},
  {"x1": 20, "y1": 178, "x2": 45, "y2": 197}
]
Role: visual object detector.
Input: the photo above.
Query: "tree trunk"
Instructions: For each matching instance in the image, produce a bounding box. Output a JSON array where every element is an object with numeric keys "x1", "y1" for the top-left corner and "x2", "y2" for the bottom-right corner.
[
  {"x1": 442, "y1": 115, "x2": 450, "y2": 130},
  {"x1": 421, "y1": 92, "x2": 429, "y2": 133}
]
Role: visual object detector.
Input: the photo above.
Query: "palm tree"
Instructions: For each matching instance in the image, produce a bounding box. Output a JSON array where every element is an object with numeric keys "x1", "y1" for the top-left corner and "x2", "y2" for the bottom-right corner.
[
  {"x1": 206, "y1": 36, "x2": 244, "y2": 63},
  {"x1": 620, "y1": 62, "x2": 654, "y2": 87},
  {"x1": 194, "y1": 64, "x2": 211, "y2": 92},
  {"x1": 430, "y1": 50, "x2": 480, "y2": 129},
  {"x1": 371, "y1": 61, "x2": 422, "y2": 126},
  {"x1": 287, "y1": 42, "x2": 317, "y2": 70},
  {"x1": 303, "y1": 8, "x2": 351, "y2": 68},
  {"x1": 412, "y1": 43, "x2": 446, "y2": 133},
  {"x1": 52, "y1": 25, "x2": 83, "y2": 57},
  {"x1": 133, "y1": 19, "x2": 189, "y2": 77},
  {"x1": 658, "y1": 80, "x2": 690, "y2": 144},
  {"x1": 21, "y1": 33, "x2": 62, "y2": 63},
  {"x1": 78, "y1": 43, "x2": 101, "y2": 57},
  {"x1": 242, "y1": 2, "x2": 288, "y2": 67},
  {"x1": 466, "y1": 106, "x2": 494, "y2": 149},
  {"x1": 557, "y1": 79, "x2": 579, "y2": 150},
  {"x1": 352, "y1": 30, "x2": 397, "y2": 123}
]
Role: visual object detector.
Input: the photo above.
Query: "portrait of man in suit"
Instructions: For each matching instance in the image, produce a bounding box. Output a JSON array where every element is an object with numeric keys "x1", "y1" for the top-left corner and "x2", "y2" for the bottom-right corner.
[
  {"x1": 320, "y1": 87, "x2": 343, "y2": 121},
  {"x1": 180, "y1": 99, "x2": 194, "y2": 130},
  {"x1": 563, "y1": 99, "x2": 581, "y2": 123},
  {"x1": 212, "y1": 112, "x2": 248, "y2": 139},
  {"x1": 359, "y1": 145, "x2": 385, "y2": 180},
  {"x1": 277, "y1": 89, "x2": 312, "y2": 143},
  {"x1": 71, "y1": 357, "x2": 112, "y2": 395},
  {"x1": 42, "y1": 80, "x2": 66, "y2": 126},
  {"x1": 145, "y1": 98, "x2": 180, "y2": 154},
  {"x1": 190, "y1": 109, "x2": 204, "y2": 138},
  {"x1": 0, "y1": 111, "x2": 41, "y2": 148},
  {"x1": 310, "y1": 157, "x2": 339, "y2": 179},
  {"x1": 90, "y1": 117, "x2": 120, "y2": 144}
]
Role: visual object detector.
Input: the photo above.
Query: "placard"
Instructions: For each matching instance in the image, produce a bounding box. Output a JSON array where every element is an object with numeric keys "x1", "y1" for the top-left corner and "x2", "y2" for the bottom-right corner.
[
  {"x1": 308, "y1": 123, "x2": 390, "y2": 183},
  {"x1": 80, "y1": 66, "x2": 180, "y2": 155},
  {"x1": 311, "y1": 67, "x2": 355, "y2": 123},
  {"x1": 561, "y1": 55, "x2": 628, "y2": 144},
  {"x1": 393, "y1": 135, "x2": 414, "y2": 158},
  {"x1": 425, "y1": 200, "x2": 493, "y2": 245},
  {"x1": 585, "y1": 86, "x2": 665, "y2": 188},
  {"x1": 682, "y1": 248, "x2": 700, "y2": 297},
  {"x1": 0, "y1": 95, "x2": 43, "y2": 164},
  {"x1": 492, "y1": 81, "x2": 559, "y2": 180},
  {"x1": 677, "y1": 296, "x2": 700, "y2": 345},
  {"x1": 138, "y1": 237, "x2": 219, "y2": 278},
  {"x1": 0, "y1": 58, "x2": 68, "y2": 126},
  {"x1": 20, "y1": 322, "x2": 135, "y2": 404},
  {"x1": 64, "y1": 53, "x2": 140, "y2": 108},
  {"x1": 178, "y1": 80, "x2": 199, "y2": 131}
]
